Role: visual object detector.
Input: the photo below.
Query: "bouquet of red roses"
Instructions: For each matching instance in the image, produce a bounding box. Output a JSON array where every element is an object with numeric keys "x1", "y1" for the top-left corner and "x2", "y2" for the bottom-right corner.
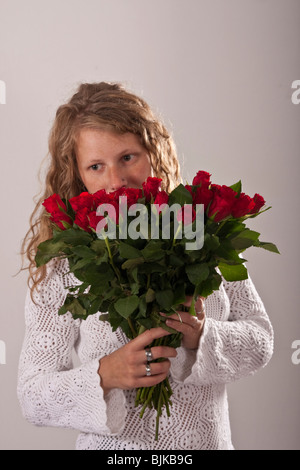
[{"x1": 35, "y1": 171, "x2": 279, "y2": 440}]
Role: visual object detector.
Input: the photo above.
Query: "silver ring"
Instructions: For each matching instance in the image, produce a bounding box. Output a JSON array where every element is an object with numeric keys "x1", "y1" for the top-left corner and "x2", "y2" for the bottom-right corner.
[
  {"x1": 145, "y1": 363, "x2": 152, "y2": 377},
  {"x1": 196, "y1": 308, "x2": 205, "y2": 316},
  {"x1": 145, "y1": 348, "x2": 153, "y2": 362}
]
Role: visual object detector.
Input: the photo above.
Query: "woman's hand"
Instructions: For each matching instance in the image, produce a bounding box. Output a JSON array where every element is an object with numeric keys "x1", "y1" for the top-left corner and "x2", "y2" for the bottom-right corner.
[
  {"x1": 161, "y1": 296, "x2": 206, "y2": 350},
  {"x1": 98, "y1": 328, "x2": 177, "y2": 395}
]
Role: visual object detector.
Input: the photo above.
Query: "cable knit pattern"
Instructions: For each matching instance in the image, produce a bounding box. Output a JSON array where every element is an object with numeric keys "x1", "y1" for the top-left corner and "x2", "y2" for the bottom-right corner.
[{"x1": 17, "y1": 259, "x2": 274, "y2": 450}]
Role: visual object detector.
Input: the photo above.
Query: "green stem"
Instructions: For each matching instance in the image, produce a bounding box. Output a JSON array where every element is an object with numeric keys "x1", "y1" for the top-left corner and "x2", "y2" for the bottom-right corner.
[
  {"x1": 215, "y1": 217, "x2": 230, "y2": 235},
  {"x1": 135, "y1": 388, "x2": 142, "y2": 407},
  {"x1": 147, "y1": 274, "x2": 151, "y2": 290},
  {"x1": 139, "y1": 386, "x2": 155, "y2": 418},
  {"x1": 172, "y1": 222, "x2": 183, "y2": 247},
  {"x1": 104, "y1": 236, "x2": 122, "y2": 283},
  {"x1": 155, "y1": 384, "x2": 163, "y2": 441},
  {"x1": 128, "y1": 317, "x2": 137, "y2": 338}
]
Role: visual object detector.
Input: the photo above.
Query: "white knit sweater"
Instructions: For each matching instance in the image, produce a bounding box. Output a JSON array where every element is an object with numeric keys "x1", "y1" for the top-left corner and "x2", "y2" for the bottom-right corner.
[{"x1": 17, "y1": 259, "x2": 274, "y2": 450}]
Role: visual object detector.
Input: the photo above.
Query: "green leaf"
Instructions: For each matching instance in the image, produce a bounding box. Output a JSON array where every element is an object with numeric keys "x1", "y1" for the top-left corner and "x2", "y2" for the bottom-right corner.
[
  {"x1": 89, "y1": 282, "x2": 110, "y2": 296},
  {"x1": 107, "y1": 303, "x2": 125, "y2": 331},
  {"x1": 203, "y1": 233, "x2": 220, "y2": 251},
  {"x1": 215, "y1": 241, "x2": 245, "y2": 265},
  {"x1": 35, "y1": 239, "x2": 67, "y2": 267},
  {"x1": 230, "y1": 180, "x2": 242, "y2": 196},
  {"x1": 139, "y1": 263, "x2": 168, "y2": 275},
  {"x1": 173, "y1": 283, "x2": 187, "y2": 306},
  {"x1": 257, "y1": 241, "x2": 280, "y2": 254},
  {"x1": 185, "y1": 263, "x2": 210, "y2": 285},
  {"x1": 195, "y1": 272, "x2": 222, "y2": 298},
  {"x1": 216, "y1": 220, "x2": 246, "y2": 237},
  {"x1": 99, "y1": 313, "x2": 109, "y2": 322},
  {"x1": 71, "y1": 245, "x2": 96, "y2": 259},
  {"x1": 168, "y1": 184, "x2": 193, "y2": 206},
  {"x1": 88, "y1": 296, "x2": 104, "y2": 315},
  {"x1": 141, "y1": 240, "x2": 165, "y2": 261},
  {"x1": 138, "y1": 295, "x2": 147, "y2": 317},
  {"x1": 75, "y1": 263, "x2": 115, "y2": 285},
  {"x1": 77, "y1": 282, "x2": 92, "y2": 294},
  {"x1": 69, "y1": 258, "x2": 94, "y2": 272},
  {"x1": 145, "y1": 288, "x2": 156, "y2": 303},
  {"x1": 122, "y1": 257, "x2": 145, "y2": 270},
  {"x1": 168, "y1": 253, "x2": 185, "y2": 267},
  {"x1": 131, "y1": 267, "x2": 139, "y2": 283},
  {"x1": 114, "y1": 295, "x2": 140, "y2": 319},
  {"x1": 90, "y1": 239, "x2": 107, "y2": 254},
  {"x1": 137, "y1": 317, "x2": 154, "y2": 330},
  {"x1": 242, "y1": 206, "x2": 272, "y2": 220},
  {"x1": 218, "y1": 262, "x2": 248, "y2": 281},
  {"x1": 54, "y1": 228, "x2": 92, "y2": 246},
  {"x1": 229, "y1": 229, "x2": 261, "y2": 250},
  {"x1": 119, "y1": 242, "x2": 142, "y2": 259},
  {"x1": 58, "y1": 302, "x2": 70, "y2": 316},
  {"x1": 119, "y1": 318, "x2": 135, "y2": 339},
  {"x1": 155, "y1": 289, "x2": 174, "y2": 310},
  {"x1": 59, "y1": 297, "x2": 87, "y2": 319}
]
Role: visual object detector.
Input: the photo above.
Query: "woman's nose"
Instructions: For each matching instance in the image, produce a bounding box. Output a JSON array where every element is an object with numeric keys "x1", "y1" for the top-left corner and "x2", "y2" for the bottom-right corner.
[{"x1": 108, "y1": 166, "x2": 127, "y2": 192}]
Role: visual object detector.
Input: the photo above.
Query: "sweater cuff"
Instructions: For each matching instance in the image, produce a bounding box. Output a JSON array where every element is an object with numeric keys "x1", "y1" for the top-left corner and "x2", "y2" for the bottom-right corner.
[
  {"x1": 170, "y1": 318, "x2": 211, "y2": 385},
  {"x1": 84, "y1": 359, "x2": 127, "y2": 435},
  {"x1": 183, "y1": 317, "x2": 213, "y2": 385}
]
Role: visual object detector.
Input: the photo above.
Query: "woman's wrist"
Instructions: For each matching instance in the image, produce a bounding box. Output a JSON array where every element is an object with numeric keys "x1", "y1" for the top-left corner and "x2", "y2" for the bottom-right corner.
[{"x1": 98, "y1": 356, "x2": 112, "y2": 396}]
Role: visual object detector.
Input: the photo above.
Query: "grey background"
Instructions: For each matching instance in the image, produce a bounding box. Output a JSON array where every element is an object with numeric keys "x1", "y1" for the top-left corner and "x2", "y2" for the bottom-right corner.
[{"x1": 0, "y1": 0, "x2": 299, "y2": 450}]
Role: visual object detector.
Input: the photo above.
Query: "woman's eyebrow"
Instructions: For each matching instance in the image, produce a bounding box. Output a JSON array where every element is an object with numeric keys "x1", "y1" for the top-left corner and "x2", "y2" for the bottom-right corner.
[{"x1": 87, "y1": 149, "x2": 138, "y2": 164}]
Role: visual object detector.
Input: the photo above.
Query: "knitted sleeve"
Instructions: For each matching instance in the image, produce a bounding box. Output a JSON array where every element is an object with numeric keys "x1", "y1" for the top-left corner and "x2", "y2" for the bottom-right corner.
[
  {"x1": 171, "y1": 275, "x2": 274, "y2": 385},
  {"x1": 17, "y1": 261, "x2": 126, "y2": 435}
]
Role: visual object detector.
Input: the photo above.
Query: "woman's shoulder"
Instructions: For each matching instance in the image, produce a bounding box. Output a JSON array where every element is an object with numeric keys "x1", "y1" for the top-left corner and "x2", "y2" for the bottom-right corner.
[{"x1": 29, "y1": 258, "x2": 79, "y2": 306}]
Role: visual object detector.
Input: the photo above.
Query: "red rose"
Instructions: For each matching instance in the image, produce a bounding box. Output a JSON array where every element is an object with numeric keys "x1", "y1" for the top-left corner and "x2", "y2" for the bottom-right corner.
[
  {"x1": 74, "y1": 207, "x2": 91, "y2": 232},
  {"x1": 231, "y1": 193, "x2": 256, "y2": 218},
  {"x1": 96, "y1": 201, "x2": 119, "y2": 225},
  {"x1": 107, "y1": 188, "x2": 126, "y2": 203},
  {"x1": 123, "y1": 188, "x2": 143, "y2": 207},
  {"x1": 93, "y1": 189, "x2": 113, "y2": 206},
  {"x1": 43, "y1": 194, "x2": 72, "y2": 230},
  {"x1": 208, "y1": 185, "x2": 237, "y2": 222},
  {"x1": 192, "y1": 171, "x2": 211, "y2": 187},
  {"x1": 250, "y1": 193, "x2": 265, "y2": 214},
  {"x1": 177, "y1": 205, "x2": 196, "y2": 226},
  {"x1": 154, "y1": 190, "x2": 169, "y2": 206},
  {"x1": 69, "y1": 192, "x2": 95, "y2": 212},
  {"x1": 142, "y1": 177, "x2": 162, "y2": 202},
  {"x1": 88, "y1": 211, "x2": 108, "y2": 232},
  {"x1": 50, "y1": 212, "x2": 73, "y2": 230},
  {"x1": 185, "y1": 185, "x2": 193, "y2": 196},
  {"x1": 193, "y1": 185, "x2": 213, "y2": 211},
  {"x1": 43, "y1": 194, "x2": 67, "y2": 214}
]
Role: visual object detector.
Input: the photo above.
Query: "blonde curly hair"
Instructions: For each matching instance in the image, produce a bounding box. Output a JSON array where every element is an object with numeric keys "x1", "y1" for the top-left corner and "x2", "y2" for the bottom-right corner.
[{"x1": 22, "y1": 82, "x2": 182, "y2": 293}]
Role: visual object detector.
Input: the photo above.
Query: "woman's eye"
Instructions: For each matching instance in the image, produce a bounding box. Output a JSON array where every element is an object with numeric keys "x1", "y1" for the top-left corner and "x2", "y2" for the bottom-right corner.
[
  {"x1": 90, "y1": 164, "x2": 102, "y2": 171},
  {"x1": 123, "y1": 154, "x2": 134, "y2": 162}
]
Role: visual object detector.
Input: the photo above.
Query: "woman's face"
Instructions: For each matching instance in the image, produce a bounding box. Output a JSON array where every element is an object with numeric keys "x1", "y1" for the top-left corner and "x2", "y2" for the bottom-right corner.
[{"x1": 76, "y1": 128, "x2": 152, "y2": 194}]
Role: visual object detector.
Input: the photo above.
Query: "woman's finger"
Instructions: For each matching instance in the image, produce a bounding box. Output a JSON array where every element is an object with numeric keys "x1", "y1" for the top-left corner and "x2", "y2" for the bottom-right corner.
[
  {"x1": 131, "y1": 327, "x2": 172, "y2": 352},
  {"x1": 135, "y1": 345, "x2": 177, "y2": 365},
  {"x1": 161, "y1": 311, "x2": 199, "y2": 326},
  {"x1": 135, "y1": 359, "x2": 171, "y2": 378}
]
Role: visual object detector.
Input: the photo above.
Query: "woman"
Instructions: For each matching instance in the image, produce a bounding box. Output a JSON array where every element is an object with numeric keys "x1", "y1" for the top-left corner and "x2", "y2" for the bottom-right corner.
[{"x1": 18, "y1": 82, "x2": 274, "y2": 450}]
